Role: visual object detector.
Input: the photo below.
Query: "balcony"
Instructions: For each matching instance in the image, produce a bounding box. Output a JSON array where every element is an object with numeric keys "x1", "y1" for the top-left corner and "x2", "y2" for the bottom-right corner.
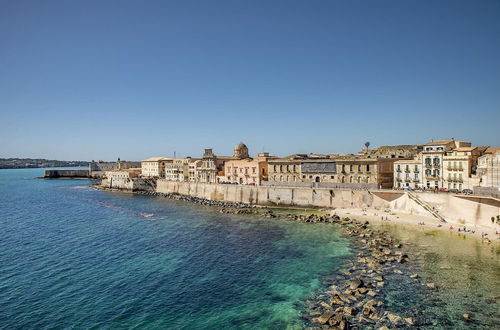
[
  {"x1": 396, "y1": 178, "x2": 402, "y2": 182},
  {"x1": 396, "y1": 168, "x2": 401, "y2": 173},
  {"x1": 413, "y1": 179, "x2": 420, "y2": 183},
  {"x1": 414, "y1": 169, "x2": 420, "y2": 173},
  {"x1": 425, "y1": 175, "x2": 439, "y2": 180},
  {"x1": 425, "y1": 163, "x2": 432, "y2": 168},
  {"x1": 405, "y1": 169, "x2": 411, "y2": 173},
  {"x1": 433, "y1": 164, "x2": 441, "y2": 168},
  {"x1": 405, "y1": 179, "x2": 411, "y2": 182}
]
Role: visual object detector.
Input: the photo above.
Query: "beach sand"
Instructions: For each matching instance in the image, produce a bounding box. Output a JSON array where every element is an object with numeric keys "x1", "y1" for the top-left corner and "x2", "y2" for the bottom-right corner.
[{"x1": 331, "y1": 207, "x2": 500, "y2": 244}]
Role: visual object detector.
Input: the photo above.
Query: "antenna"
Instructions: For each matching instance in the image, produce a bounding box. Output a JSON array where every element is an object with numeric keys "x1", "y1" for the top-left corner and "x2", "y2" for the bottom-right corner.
[{"x1": 174, "y1": 151, "x2": 176, "y2": 158}]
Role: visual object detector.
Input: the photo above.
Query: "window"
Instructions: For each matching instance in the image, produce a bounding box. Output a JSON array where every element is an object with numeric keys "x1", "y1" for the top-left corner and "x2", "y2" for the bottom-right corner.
[
  {"x1": 425, "y1": 158, "x2": 431, "y2": 164},
  {"x1": 366, "y1": 164, "x2": 370, "y2": 171},
  {"x1": 302, "y1": 175, "x2": 306, "y2": 178},
  {"x1": 358, "y1": 165, "x2": 362, "y2": 171},
  {"x1": 349, "y1": 165, "x2": 353, "y2": 171},
  {"x1": 331, "y1": 175, "x2": 334, "y2": 179}
]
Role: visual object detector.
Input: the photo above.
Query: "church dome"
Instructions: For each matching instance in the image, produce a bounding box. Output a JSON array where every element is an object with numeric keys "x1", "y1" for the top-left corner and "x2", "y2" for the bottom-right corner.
[{"x1": 233, "y1": 142, "x2": 249, "y2": 159}]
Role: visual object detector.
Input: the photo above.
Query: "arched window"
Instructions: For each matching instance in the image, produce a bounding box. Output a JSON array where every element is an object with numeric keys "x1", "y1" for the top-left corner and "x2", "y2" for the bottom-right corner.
[
  {"x1": 358, "y1": 165, "x2": 362, "y2": 172},
  {"x1": 357, "y1": 177, "x2": 361, "y2": 183},
  {"x1": 349, "y1": 176, "x2": 353, "y2": 183},
  {"x1": 366, "y1": 164, "x2": 370, "y2": 171},
  {"x1": 350, "y1": 165, "x2": 353, "y2": 172}
]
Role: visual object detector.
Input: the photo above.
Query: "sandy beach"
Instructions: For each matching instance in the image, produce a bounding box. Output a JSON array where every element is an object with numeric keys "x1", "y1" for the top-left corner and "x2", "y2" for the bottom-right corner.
[{"x1": 331, "y1": 207, "x2": 500, "y2": 244}]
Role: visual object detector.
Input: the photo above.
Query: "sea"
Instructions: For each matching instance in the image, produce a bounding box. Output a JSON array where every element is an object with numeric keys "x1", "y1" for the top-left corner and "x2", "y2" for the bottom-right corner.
[{"x1": 0, "y1": 168, "x2": 498, "y2": 329}]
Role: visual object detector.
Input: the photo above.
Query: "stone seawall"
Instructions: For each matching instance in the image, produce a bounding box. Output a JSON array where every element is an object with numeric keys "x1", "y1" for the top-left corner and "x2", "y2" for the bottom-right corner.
[
  {"x1": 44, "y1": 169, "x2": 89, "y2": 178},
  {"x1": 155, "y1": 180, "x2": 500, "y2": 229}
]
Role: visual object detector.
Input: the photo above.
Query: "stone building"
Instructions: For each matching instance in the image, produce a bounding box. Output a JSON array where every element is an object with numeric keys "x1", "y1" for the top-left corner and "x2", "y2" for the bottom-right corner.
[
  {"x1": 329, "y1": 156, "x2": 397, "y2": 189},
  {"x1": 105, "y1": 168, "x2": 141, "y2": 181},
  {"x1": 141, "y1": 157, "x2": 172, "y2": 178},
  {"x1": 267, "y1": 154, "x2": 307, "y2": 183},
  {"x1": 224, "y1": 152, "x2": 278, "y2": 185},
  {"x1": 443, "y1": 146, "x2": 487, "y2": 191},
  {"x1": 421, "y1": 139, "x2": 471, "y2": 189},
  {"x1": 164, "y1": 158, "x2": 200, "y2": 182},
  {"x1": 195, "y1": 143, "x2": 251, "y2": 183},
  {"x1": 300, "y1": 161, "x2": 338, "y2": 183},
  {"x1": 393, "y1": 156, "x2": 422, "y2": 189},
  {"x1": 476, "y1": 148, "x2": 500, "y2": 190}
]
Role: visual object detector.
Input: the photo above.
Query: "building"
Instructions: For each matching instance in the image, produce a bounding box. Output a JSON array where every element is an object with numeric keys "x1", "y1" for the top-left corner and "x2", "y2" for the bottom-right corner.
[
  {"x1": 443, "y1": 146, "x2": 487, "y2": 191},
  {"x1": 195, "y1": 143, "x2": 250, "y2": 183},
  {"x1": 105, "y1": 168, "x2": 141, "y2": 180},
  {"x1": 164, "y1": 158, "x2": 200, "y2": 182},
  {"x1": 300, "y1": 160, "x2": 338, "y2": 183},
  {"x1": 421, "y1": 139, "x2": 471, "y2": 189},
  {"x1": 141, "y1": 157, "x2": 172, "y2": 178},
  {"x1": 268, "y1": 154, "x2": 308, "y2": 183},
  {"x1": 476, "y1": 147, "x2": 500, "y2": 190},
  {"x1": 329, "y1": 156, "x2": 398, "y2": 188},
  {"x1": 393, "y1": 156, "x2": 422, "y2": 189},
  {"x1": 224, "y1": 152, "x2": 278, "y2": 185}
]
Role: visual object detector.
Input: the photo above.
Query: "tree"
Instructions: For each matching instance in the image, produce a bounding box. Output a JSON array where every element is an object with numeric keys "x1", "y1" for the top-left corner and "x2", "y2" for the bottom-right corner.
[{"x1": 364, "y1": 141, "x2": 370, "y2": 151}]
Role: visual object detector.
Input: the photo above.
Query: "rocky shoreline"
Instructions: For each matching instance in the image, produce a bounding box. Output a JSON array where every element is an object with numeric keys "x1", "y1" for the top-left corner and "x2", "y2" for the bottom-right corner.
[{"x1": 95, "y1": 185, "x2": 440, "y2": 329}]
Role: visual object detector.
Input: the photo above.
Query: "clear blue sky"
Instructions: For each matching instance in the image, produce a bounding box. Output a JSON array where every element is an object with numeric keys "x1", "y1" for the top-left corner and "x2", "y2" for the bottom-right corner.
[{"x1": 1, "y1": 0, "x2": 499, "y2": 161}]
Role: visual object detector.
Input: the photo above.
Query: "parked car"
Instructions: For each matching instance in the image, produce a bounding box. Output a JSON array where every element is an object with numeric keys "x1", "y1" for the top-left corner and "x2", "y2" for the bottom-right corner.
[
  {"x1": 462, "y1": 189, "x2": 473, "y2": 195},
  {"x1": 449, "y1": 188, "x2": 459, "y2": 194},
  {"x1": 439, "y1": 188, "x2": 449, "y2": 192},
  {"x1": 403, "y1": 186, "x2": 413, "y2": 191}
]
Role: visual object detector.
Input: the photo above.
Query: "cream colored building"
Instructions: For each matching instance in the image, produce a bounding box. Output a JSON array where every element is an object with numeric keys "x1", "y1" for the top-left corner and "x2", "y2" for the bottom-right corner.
[
  {"x1": 393, "y1": 155, "x2": 422, "y2": 189},
  {"x1": 267, "y1": 155, "x2": 305, "y2": 183},
  {"x1": 421, "y1": 139, "x2": 471, "y2": 189},
  {"x1": 195, "y1": 143, "x2": 250, "y2": 183},
  {"x1": 477, "y1": 148, "x2": 500, "y2": 189},
  {"x1": 141, "y1": 157, "x2": 172, "y2": 178},
  {"x1": 106, "y1": 168, "x2": 141, "y2": 180},
  {"x1": 224, "y1": 152, "x2": 278, "y2": 185},
  {"x1": 164, "y1": 158, "x2": 199, "y2": 182},
  {"x1": 443, "y1": 147, "x2": 486, "y2": 191}
]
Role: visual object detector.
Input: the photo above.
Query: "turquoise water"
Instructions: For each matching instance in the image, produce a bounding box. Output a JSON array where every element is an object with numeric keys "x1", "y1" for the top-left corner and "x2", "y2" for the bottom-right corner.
[{"x1": 0, "y1": 168, "x2": 351, "y2": 329}]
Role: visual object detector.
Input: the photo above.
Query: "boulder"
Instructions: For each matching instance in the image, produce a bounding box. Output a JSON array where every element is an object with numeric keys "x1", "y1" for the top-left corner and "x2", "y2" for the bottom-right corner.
[
  {"x1": 387, "y1": 313, "x2": 403, "y2": 325},
  {"x1": 405, "y1": 317, "x2": 416, "y2": 325},
  {"x1": 349, "y1": 277, "x2": 364, "y2": 290},
  {"x1": 312, "y1": 310, "x2": 334, "y2": 324},
  {"x1": 426, "y1": 283, "x2": 437, "y2": 289}
]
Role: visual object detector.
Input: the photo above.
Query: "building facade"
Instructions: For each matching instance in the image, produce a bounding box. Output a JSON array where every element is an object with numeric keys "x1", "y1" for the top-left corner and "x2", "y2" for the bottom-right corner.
[
  {"x1": 393, "y1": 158, "x2": 422, "y2": 189},
  {"x1": 443, "y1": 147, "x2": 486, "y2": 191},
  {"x1": 477, "y1": 148, "x2": 500, "y2": 189},
  {"x1": 421, "y1": 139, "x2": 471, "y2": 189},
  {"x1": 164, "y1": 158, "x2": 199, "y2": 182},
  {"x1": 141, "y1": 157, "x2": 172, "y2": 178},
  {"x1": 223, "y1": 152, "x2": 277, "y2": 185}
]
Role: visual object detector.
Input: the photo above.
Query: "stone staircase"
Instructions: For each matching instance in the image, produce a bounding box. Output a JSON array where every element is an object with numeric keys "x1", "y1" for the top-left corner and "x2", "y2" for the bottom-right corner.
[{"x1": 406, "y1": 191, "x2": 447, "y2": 222}]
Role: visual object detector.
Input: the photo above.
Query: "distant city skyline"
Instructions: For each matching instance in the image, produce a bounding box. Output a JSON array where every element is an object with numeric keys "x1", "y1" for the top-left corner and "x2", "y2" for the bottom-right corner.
[{"x1": 1, "y1": 0, "x2": 499, "y2": 161}]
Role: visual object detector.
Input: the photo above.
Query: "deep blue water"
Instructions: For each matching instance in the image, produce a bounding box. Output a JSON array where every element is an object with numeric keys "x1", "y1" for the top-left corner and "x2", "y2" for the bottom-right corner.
[{"x1": 0, "y1": 168, "x2": 351, "y2": 329}]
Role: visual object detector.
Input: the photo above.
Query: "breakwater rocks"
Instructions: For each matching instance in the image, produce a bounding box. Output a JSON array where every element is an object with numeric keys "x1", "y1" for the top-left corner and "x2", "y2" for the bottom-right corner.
[{"x1": 307, "y1": 218, "x2": 424, "y2": 329}]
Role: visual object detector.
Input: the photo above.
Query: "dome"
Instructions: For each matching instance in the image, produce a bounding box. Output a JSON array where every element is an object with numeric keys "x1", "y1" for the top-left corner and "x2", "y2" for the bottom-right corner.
[{"x1": 233, "y1": 142, "x2": 249, "y2": 159}]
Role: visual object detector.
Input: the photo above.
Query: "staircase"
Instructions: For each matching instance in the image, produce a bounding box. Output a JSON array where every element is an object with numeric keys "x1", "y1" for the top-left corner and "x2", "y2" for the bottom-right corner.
[{"x1": 407, "y1": 191, "x2": 447, "y2": 222}]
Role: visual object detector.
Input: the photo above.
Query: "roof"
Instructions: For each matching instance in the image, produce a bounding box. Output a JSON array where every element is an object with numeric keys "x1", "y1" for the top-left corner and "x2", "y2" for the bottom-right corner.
[
  {"x1": 425, "y1": 139, "x2": 455, "y2": 146},
  {"x1": 393, "y1": 159, "x2": 421, "y2": 164},
  {"x1": 141, "y1": 157, "x2": 171, "y2": 162},
  {"x1": 454, "y1": 147, "x2": 476, "y2": 152},
  {"x1": 485, "y1": 147, "x2": 500, "y2": 154}
]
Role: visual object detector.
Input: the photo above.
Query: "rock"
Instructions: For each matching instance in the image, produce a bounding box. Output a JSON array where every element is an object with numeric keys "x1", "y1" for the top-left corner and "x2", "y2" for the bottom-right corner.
[
  {"x1": 394, "y1": 269, "x2": 403, "y2": 274},
  {"x1": 312, "y1": 310, "x2": 334, "y2": 324},
  {"x1": 387, "y1": 313, "x2": 403, "y2": 324},
  {"x1": 405, "y1": 317, "x2": 416, "y2": 325},
  {"x1": 426, "y1": 283, "x2": 437, "y2": 289},
  {"x1": 463, "y1": 313, "x2": 471, "y2": 321},
  {"x1": 373, "y1": 275, "x2": 384, "y2": 282},
  {"x1": 377, "y1": 281, "x2": 385, "y2": 287},
  {"x1": 349, "y1": 277, "x2": 364, "y2": 290},
  {"x1": 410, "y1": 274, "x2": 419, "y2": 279},
  {"x1": 358, "y1": 287, "x2": 369, "y2": 294},
  {"x1": 367, "y1": 290, "x2": 378, "y2": 297},
  {"x1": 378, "y1": 327, "x2": 389, "y2": 330}
]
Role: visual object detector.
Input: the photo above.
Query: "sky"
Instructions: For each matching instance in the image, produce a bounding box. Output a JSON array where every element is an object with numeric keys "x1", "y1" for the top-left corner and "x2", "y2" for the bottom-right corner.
[{"x1": 1, "y1": 0, "x2": 499, "y2": 161}]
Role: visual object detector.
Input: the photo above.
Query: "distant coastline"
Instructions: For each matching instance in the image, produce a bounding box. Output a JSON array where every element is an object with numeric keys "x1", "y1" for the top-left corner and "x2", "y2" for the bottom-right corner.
[{"x1": 0, "y1": 158, "x2": 88, "y2": 169}]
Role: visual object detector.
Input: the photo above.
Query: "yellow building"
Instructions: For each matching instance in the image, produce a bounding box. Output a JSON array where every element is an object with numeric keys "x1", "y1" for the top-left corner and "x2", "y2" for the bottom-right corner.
[
  {"x1": 443, "y1": 147, "x2": 486, "y2": 191},
  {"x1": 164, "y1": 158, "x2": 200, "y2": 182}
]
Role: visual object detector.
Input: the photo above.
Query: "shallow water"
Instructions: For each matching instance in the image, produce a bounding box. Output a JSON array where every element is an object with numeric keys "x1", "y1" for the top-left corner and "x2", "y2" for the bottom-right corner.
[
  {"x1": 0, "y1": 168, "x2": 351, "y2": 329},
  {"x1": 374, "y1": 223, "x2": 500, "y2": 329}
]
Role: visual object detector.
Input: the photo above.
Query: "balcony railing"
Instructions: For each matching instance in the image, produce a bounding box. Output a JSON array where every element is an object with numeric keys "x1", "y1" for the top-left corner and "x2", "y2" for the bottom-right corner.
[
  {"x1": 425, "y1": 164, "x2": 432, "y2": 168},
  {"x1": 405, "y1": 179, "x2": 411, "y2": 182},
  {"x1": 396, "y1": 168, "x2": 401, "y2": 173},
  {"x1": 426, "y1": 175, "x2": 439, "y2": 180},
  {"x1": 405, "y1": 169, "x2": 411, "y2": 173},
  {"x1": 433, "y1": 164, "x2": 441, "y2": 168}
]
